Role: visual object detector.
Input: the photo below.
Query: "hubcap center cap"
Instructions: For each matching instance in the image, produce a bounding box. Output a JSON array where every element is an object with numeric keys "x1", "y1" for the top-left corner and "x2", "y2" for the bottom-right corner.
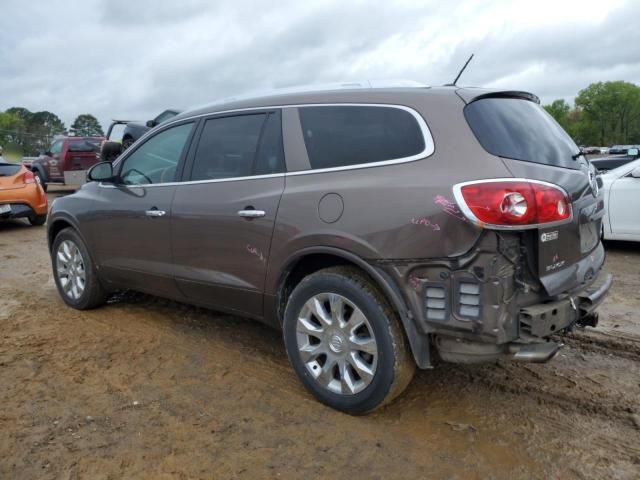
[{"x1": 328, "y1": 333, "x2": 345, "y2": 354}]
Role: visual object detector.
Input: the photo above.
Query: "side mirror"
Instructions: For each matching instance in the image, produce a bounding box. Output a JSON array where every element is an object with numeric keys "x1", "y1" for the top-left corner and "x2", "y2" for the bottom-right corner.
[
  {"x1": 631, "y1": 167, "x2": 640, "y2": 179},
  {"x1": 87, "y1": 161, "x2": 115, "y2": 183},
  {"x1": 628, "y1": 148, "x2": 639, "y2": 157},
  {"x1": 146, "y1": 120, "x2": 156, "y2": 128}
]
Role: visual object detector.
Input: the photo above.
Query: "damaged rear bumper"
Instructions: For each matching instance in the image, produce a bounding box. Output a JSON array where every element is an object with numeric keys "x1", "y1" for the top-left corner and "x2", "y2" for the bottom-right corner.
[{"x1": 519, "y1": 271, "x2": 612, "y2": 337}]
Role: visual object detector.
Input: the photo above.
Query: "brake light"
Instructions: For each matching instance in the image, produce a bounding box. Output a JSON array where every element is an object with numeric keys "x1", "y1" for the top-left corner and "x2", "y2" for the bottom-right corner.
[
  {"x1": 23, "y1": 170, "x2": 36, "y2": 184},
  {"x1": 453, "y1": 179, "x2": 571, "y2": 228}
]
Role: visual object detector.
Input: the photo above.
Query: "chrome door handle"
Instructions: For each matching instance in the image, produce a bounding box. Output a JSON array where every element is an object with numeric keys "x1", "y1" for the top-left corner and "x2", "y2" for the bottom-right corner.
[
  {"x1": 238, "y1": 209, "x2": 266, "y2": 218},
  {"x1": 146, "y1": 209, "x2": 166, "y2": 217}
]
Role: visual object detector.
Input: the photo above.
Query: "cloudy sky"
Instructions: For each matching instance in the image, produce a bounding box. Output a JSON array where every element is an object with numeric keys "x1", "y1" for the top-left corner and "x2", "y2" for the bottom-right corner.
[{"x1": 1, "y1": 0, "x2": 639, "y2": 130}]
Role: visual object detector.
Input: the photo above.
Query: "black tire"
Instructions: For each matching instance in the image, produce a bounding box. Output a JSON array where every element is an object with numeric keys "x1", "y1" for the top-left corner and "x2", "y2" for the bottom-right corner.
[
  {"x1": 283, "y1": 266, "x2": 415, "y2": 415},
  {"x1": 51, "y1": 227, "x2": 107, "y2": 310},
  {"x1": 122, "y1": 137, "x2": 135, "y2": 150},
  {"x1": 100, "y1": 141, "x2": 123, "y2": 163},
  {"x1": 28, "y1": 214, "x2": 47, "y2": 226},
  {"x1": 34, "y1": 170, "x2": 47, "y2": 192}
]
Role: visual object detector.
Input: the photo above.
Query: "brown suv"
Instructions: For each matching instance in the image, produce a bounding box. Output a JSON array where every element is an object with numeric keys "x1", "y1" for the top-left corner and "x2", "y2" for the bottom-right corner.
[{"x1": 47, "y1": 85, "x2": 612, "y2": 414}]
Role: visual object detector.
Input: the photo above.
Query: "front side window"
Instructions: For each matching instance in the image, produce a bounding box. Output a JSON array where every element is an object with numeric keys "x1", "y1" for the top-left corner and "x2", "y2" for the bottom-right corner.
[
  {"x1": 119, "y1": 123, "x2": 193, "y2": 185},
  {"x1": 299, "y1": 105, "x2": 426, "y2": 170},
  {"x1": 50, "y1": 140, "x2": 63, "y2": 156},
  {"x1": 190, "y1": 112, "x2": 284, "y2": 181}
]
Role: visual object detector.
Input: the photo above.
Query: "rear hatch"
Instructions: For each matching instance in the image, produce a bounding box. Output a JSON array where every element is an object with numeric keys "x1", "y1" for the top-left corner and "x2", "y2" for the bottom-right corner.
[
  {"x1": 0, "y1": 163, "x2": 26, "y2": 191},
  {"x1": 65, "y1": 139, "x2": 102, "y2": 171},
  {"x1": 462, "y1": 93, "x2": 604, "y2": 296}
]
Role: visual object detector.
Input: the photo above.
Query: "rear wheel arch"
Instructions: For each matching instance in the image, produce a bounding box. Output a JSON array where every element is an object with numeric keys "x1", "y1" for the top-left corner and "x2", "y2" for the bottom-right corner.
[{"x1": 275, "y1": 247, "x2": 431, "y2": 368}]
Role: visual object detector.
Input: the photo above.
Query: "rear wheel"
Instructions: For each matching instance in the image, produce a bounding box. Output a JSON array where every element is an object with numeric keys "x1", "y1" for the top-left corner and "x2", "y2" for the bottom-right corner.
[
  {"x1": 283, "y1": 266, "x2": 415, "y2": 414},
  {"x1": 28, "y1": 214, "x2": 47, "y2": 226},
  {"x1": 52, "y1": 228, "x2": 107, "y2": 310}
]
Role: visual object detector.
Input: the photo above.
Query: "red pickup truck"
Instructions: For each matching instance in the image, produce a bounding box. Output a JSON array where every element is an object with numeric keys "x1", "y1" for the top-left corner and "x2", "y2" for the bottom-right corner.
[{"x1": 28, "y1": 136, "x2": 104, "y2": 191}]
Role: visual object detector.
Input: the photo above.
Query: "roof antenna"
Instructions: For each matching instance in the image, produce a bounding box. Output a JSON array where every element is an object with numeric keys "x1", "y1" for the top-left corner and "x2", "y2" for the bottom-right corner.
[{"x1": 448, "y1": 53, "x2": 474, "y2": 86}]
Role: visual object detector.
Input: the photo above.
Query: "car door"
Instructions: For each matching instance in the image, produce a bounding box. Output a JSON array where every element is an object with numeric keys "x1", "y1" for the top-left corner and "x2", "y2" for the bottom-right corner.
[
  {"x1": 608, "y1": 168, "x2": 640, "y2": 237},
  {"x1": 87, "y1": 121, "x2": 196, "y2": 297},
  {"x1": 171, "y1": 110, "x2": 285, "y2": 318}
]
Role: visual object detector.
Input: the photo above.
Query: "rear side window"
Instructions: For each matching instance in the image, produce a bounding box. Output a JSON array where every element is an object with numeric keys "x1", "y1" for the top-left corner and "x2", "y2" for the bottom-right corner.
[
  {"x1": 299, "y1": 106, "x2": 426, "y2": 170},
  {"x1": 464, "y1": 98, "x2": 580, "y2": 169},
  {"x1": 68, "y1": 140, "x2": 99, "y2": 152},
  {"x1": 190, "y1": 112, "x2": 284, "y2": 181}
]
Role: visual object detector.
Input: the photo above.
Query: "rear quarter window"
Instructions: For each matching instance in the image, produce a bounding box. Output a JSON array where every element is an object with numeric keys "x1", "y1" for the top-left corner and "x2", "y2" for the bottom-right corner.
[
  {"x1": 299, "y1": 105, "x2": 427, "y2": 170},
  {"x1": 464, "y1": 97, "x2": 580, "y2": 170}
]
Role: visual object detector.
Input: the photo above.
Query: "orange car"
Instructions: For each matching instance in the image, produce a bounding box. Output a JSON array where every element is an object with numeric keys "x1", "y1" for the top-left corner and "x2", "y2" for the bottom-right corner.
[{"x1": 0, "y1": 161, "x2": 48, "y2": 226}]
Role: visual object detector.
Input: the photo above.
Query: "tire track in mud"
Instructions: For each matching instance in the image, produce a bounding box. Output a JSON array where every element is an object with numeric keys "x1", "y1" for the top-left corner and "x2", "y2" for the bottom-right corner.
[{"x1": 561, "y1": 329, "x2": 640, "y2": 361}]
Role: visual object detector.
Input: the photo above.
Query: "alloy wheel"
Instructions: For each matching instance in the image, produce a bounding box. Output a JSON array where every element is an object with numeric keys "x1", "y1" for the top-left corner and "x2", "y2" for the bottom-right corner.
[
  {"x1": 296, "y1": 293, "x2": 378, "y2": 395},
  {"x1": 55, "y1": 240, "x2": 86, "y2": 300}
]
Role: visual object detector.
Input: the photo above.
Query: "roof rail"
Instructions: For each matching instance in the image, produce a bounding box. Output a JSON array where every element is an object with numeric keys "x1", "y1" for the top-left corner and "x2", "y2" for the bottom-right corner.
[{"x1": 190, "y1": 79, "x2": 429, "y2": 111}]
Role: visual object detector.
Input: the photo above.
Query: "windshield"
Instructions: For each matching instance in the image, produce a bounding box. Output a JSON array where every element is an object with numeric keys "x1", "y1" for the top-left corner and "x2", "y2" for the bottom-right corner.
[{"x1": 464, "y1": 97, "x2": 580, "y2": 170}]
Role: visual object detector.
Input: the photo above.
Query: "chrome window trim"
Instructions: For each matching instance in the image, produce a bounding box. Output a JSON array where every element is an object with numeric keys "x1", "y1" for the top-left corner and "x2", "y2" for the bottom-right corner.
[
  {"x1": 452, "y1": 178, "x2": 574, "y2": 230},
  {"x1": 101, "y1": 103, "x2": 434, "y2": 189}
]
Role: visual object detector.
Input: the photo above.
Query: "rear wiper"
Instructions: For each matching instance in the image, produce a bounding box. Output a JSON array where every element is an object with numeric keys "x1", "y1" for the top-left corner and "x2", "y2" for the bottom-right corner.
[{"x1": 571, "y1": 151, "x2": 583, "y2": 160}]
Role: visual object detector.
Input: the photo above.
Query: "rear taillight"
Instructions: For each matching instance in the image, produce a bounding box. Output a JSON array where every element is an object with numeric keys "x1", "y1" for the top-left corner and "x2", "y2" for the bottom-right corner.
[
  {"x1": 23, "y1": 170, "x2": 36, "y2": 184},
  {"x1": 453, "y1": 179, "x2": 571, "y2": 229}
]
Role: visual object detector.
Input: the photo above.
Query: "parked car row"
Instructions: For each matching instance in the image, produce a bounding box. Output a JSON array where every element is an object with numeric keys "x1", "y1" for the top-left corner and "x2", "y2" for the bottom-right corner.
[{"x1": 591, "y1": 147, "x2": 640, "y2": 173}]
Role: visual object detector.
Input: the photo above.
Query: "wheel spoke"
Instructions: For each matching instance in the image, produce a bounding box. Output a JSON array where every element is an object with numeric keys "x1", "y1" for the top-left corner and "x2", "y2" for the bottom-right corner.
[
  {"x1": 298, "y1": 342, "x2": 324, "y2": 363},
  {"x1": 338, "y1": 359, "x2": 357, "y2": 394},
  {"x1": 347, "y1": 308, "x2": 367, "y2": 334},
  {"x1": 297, "y1": 316, "x2": 325, "y2": 337},
  {"x1": 348, "y1": 351, "x2": 375, "y2": 383},
  {"x1": 328, "y1": 294, "x2": 345, "y2": 326},
  {"x1": 306, "y1": 297, "x2": 332, "y2": 327},
  {"x1": 348, "y1": 335, "x2": 377, "y2": 356},
  {"x1": 318, "y1": 356, "x2": 337, "y2": 387}
]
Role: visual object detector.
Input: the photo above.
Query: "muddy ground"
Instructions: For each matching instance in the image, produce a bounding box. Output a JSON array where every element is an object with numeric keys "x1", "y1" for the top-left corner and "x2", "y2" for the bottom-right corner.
[{"x1": 1, "y1": 187, "x2": 639, "y2": 479}]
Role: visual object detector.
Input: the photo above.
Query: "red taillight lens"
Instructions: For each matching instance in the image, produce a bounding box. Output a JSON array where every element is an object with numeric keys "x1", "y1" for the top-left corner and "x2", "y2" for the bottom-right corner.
[
  {"x1": 454, "y1": 180, "x2": 571, "y2": 228},
  {"x1": 23, "y1": 170, "x2": 36, "y2": 184}
]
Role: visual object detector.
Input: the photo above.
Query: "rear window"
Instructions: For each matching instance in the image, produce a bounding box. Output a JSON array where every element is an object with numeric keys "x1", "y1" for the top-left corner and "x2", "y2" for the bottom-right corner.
[
  {"x1": 464, "y1": 98, "x2": 580, "y2": 169},
  {"x1": 0, "y1": 163, "x2": 21, "y2": 176},
  {"x1": 299, "y1": 105, "x2": 426, "y2": 170}
]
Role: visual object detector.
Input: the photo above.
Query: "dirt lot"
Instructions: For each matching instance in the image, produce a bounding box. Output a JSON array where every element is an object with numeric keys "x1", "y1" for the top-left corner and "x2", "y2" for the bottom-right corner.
[{"x1": 1, "y1": 188, "x2": 639, "y2": 479}]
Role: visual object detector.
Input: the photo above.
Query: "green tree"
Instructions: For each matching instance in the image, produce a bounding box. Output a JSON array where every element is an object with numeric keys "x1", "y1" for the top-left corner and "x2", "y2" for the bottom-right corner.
[
  {"x1": 27, "y1": 111, "x2": 66, "y2": 153},
  {"x1": 71, "y1": 114, "x2": 104, "y2": 137},
  {"x1": 575, "y1": 81, "x2": 640, "y2": 146},
  {"x1": 0, "y1": 112, "x2": 26, "y2": 156}
]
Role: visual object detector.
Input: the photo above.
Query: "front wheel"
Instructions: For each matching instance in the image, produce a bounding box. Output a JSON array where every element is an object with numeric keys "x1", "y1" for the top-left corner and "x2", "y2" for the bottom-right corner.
[
  {"x1": 51, "y1": 228, "x2": 107, "y2": 310},
  {"x1": 283, "y1": 267, "x2": 415, "y2": 414}
]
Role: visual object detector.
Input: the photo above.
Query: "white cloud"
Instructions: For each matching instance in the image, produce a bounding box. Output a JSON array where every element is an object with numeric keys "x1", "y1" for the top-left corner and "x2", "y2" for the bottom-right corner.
[{"x1": 1, "y1": 0, "x2": 638, "y2": 131}]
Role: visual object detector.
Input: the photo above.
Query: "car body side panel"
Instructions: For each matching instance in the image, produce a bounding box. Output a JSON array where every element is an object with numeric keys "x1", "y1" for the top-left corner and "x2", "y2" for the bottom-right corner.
[{"x1": 265, "y1": 92, "x2": 513, "y2": 296}]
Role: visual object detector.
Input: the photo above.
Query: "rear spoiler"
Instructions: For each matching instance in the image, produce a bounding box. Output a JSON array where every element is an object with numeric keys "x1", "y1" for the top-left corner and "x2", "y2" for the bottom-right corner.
[{"x1": 456, "y1": 88, "x2": 540, "y2": 105}]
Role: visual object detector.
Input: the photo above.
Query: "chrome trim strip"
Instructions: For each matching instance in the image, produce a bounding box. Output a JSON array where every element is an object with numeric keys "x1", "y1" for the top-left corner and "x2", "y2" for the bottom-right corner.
[
  {"x1": 451, "y1": 178, "x2": 574, "y2": 230},
  {"x1": 105, "y1": 102, "x2": 435, "y2": 188}
]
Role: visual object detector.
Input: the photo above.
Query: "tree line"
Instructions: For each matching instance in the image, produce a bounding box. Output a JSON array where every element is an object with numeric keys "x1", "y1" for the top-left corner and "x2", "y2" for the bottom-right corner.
[
  {"x1": 2, "y1": 80, "x2": 639, "y2": 156},
  {"x1": 0, "y1": 109, "x2": 104, "y2": 157},
  {"x1": 544, "y1": 81, "x2": 640, "y2": 147}
]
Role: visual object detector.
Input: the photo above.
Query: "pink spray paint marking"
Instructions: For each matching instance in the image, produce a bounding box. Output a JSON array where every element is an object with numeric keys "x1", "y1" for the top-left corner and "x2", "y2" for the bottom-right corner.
[
  {"x1": 434, "y1": 195, "x2": 467, "y2": 221},
  {"x1": 246, "y1": 244, "x2": 265, "y2": 263},
  {"x1": 411, "y1": 217, "x2": 441, "y2": 231},
  {"x1": 408, "y1": 274, "x2": 421, "y2": 291}
]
